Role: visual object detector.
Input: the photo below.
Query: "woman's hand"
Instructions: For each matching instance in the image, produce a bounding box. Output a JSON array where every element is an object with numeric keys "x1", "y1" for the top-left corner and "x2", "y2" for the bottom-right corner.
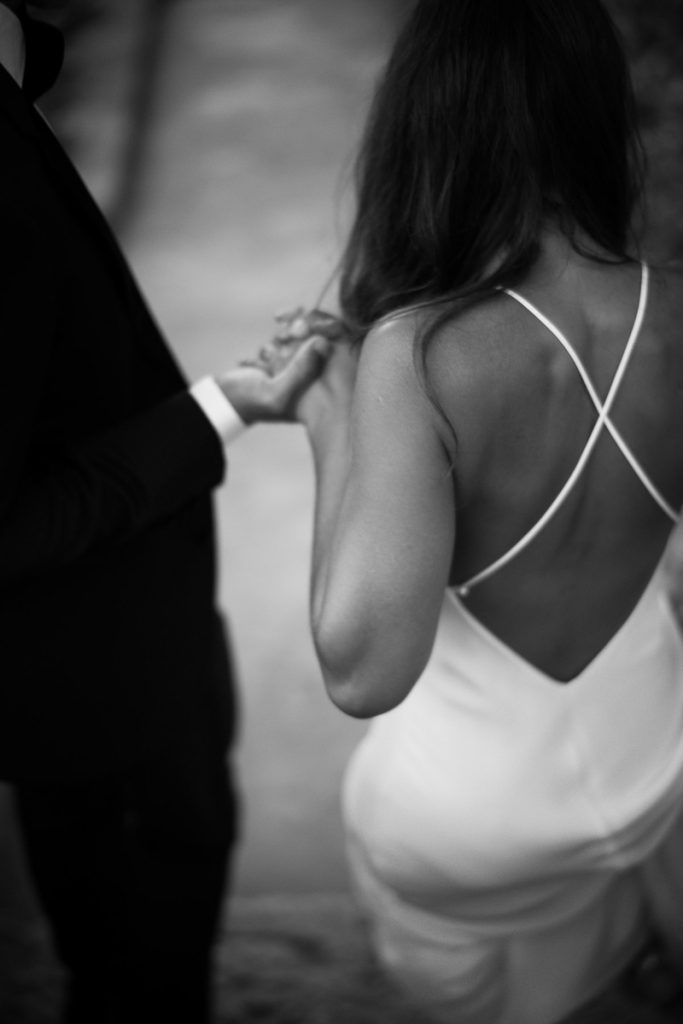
[
  {"x1": 276, "y1": 308, "x2": 358, "y2": 428},
  {"x1": 294, "y1": 337, "x2": 358, "y2": 430},
  {"x1": 273, "y1": 307, "x2": 347, "y2": 344}
]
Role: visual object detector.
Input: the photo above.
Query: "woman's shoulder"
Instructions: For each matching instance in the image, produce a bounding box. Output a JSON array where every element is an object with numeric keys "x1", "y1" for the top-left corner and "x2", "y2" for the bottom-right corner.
[
  {"x1": 367, "y1": 290, "x2": 512, "y2": 357},
  {"x1": 360, "y1": 293, "x2": 523, "y2": 444},
  {"x1": 363, "y1": 291, "x2": 530, "y2": 403}
]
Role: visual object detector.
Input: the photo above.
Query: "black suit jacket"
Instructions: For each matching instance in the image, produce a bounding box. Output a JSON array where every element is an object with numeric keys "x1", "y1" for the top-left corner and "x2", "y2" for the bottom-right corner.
[{"x1": 0, "y1": 46, "x2": 235, "y2": 782}]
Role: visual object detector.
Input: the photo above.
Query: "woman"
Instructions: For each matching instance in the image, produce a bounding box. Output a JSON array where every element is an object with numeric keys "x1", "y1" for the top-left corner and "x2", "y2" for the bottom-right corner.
[{"x1": 277, "y1": 0, "x2": 683, "y2": 1020}]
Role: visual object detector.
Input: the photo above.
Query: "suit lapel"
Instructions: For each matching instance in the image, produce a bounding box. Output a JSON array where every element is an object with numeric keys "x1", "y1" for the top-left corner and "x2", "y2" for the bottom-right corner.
[
  {"x1": 0, "y1": 62, "x2": 128, "y2": 275},
  {"x1": 0, "y1": 63, "x2": 186, "y2": 385},
  {"x1": 0, "y1": 58, "x2": 40, "y2": 140},
  {"x1": 31, "y1": 102, "x2": 144, "y2": 288}
]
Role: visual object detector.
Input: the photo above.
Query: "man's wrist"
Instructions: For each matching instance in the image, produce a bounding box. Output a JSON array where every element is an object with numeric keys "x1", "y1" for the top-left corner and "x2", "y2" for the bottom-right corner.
[
  {"x1": 217, "y1": 371, "x2": 274, "y2": 424},
  {"x1": 190, "y1": 377, "x2": 248, "y2": 446}
]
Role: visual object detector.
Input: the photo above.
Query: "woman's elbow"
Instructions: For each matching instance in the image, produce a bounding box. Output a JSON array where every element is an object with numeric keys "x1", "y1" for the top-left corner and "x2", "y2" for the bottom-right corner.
[
  {"x1": 322, "y1": 669, "x2": 394, "y2": 719},
  {"x1": 313, "y1": 624, "x2": 417, "y2": 718}
]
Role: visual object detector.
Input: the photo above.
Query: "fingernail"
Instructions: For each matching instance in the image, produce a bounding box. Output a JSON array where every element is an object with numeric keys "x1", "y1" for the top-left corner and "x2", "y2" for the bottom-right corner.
[{"x1": 289, "y1": 318, "x2": 309, "y2": 339}]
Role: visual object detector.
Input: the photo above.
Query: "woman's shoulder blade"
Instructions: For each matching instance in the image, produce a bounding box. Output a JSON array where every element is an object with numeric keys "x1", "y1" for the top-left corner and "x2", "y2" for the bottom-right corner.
[{"x1": 652, "y1": 261, "x2": 683, "y2": 306}]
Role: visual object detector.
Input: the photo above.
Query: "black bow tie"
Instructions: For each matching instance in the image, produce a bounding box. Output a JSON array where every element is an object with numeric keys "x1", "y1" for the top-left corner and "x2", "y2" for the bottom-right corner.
[
  {"x1": 22, "y1": 13, "x2": 64, "y2": 99},
  {"x1": 1, "y1": 1, "x2": 65, "y2": 99}
]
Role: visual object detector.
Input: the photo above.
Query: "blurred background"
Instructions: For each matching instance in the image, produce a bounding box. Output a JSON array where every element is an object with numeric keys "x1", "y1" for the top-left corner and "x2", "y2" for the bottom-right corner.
[{"x1": 0, "y1": 1, "x2": 682, "y2": 1021}]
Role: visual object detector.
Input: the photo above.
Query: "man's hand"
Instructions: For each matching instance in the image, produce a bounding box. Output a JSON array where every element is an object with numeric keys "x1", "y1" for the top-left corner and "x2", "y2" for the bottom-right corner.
[{"x1": 217, "y1": 334, "x2": 332, "y2": 424}]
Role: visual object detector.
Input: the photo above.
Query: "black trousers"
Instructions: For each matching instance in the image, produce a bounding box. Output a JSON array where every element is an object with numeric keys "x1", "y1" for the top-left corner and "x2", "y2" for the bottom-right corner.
[{"x1": 14, "y1": 723, "x2": 237, "y2": 1024}]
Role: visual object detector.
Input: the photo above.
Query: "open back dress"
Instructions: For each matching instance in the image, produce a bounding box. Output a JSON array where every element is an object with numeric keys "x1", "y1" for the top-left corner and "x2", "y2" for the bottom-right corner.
[{"x1": 343, "y1": 264, "x2": 683, "y2": 1024}]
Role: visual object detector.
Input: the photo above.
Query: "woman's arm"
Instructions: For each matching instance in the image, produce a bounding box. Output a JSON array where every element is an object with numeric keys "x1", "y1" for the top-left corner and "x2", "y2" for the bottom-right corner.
[{"x1": 301, "y1": 316, "x2": 456, "y2": 718}]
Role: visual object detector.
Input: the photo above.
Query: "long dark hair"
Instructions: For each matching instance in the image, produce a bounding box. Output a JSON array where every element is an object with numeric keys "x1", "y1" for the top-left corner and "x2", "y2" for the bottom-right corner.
[{"x1": 338, "y1": 0, "x2": 644, "y2": 362}]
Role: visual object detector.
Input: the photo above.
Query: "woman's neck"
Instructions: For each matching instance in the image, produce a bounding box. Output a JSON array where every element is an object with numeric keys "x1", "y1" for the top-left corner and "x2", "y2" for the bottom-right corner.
[{"x1": 528, "y1": 223, "x2": 627, "y2": 288}]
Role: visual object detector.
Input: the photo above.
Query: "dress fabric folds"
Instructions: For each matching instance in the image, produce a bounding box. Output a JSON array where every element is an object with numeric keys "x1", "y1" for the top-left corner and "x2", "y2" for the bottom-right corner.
[{"x1": 343, "y1": 560, "x2": 683, "y2": 1024}]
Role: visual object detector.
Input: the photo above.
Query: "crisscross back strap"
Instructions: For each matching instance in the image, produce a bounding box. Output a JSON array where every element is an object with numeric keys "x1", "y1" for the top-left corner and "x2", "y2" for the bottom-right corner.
[{"x1": 457, "y1": 263, "x2": 679, "y2": 597}]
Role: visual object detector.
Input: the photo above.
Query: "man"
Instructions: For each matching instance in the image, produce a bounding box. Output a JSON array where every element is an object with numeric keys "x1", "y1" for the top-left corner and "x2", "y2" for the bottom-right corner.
[{"x1": 0, "y1": 3, "x2": 330, "y2": 1021}]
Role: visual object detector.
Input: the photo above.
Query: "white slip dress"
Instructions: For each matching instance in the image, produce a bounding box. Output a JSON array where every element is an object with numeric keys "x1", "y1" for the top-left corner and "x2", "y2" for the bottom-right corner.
[{"x1": 343, "y1": 264, "x2": 683, "y2": 1024}]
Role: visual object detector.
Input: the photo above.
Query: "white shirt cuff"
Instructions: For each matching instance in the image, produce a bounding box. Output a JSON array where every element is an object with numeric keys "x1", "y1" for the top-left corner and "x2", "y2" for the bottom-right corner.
[{"x1": 190, "y1": 377, "x2": 248, "y2": 447}]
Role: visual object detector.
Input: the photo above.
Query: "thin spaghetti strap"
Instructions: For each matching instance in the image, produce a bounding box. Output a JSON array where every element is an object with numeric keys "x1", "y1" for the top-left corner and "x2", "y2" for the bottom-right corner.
[
  {"x1": 505, "y1": 265, "x2": 677, "y2": 522},
  {"x1": 456, "y1": 263, "x2": 678, "y2": 597},
  {"x1": 457, "y1": 366, "x2": 626, "y2": 595}
]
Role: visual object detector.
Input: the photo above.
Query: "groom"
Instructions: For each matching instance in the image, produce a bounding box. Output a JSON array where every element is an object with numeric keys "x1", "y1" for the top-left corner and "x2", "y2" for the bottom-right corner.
[{"x1": 0, "y1": 3, "x2": 329, "y2": 1022}]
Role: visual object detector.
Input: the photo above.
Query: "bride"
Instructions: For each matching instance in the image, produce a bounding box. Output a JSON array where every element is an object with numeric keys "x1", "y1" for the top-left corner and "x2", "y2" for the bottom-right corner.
[{"x1": 268, "y1": 0, "x2": 683, "y2": 1020}]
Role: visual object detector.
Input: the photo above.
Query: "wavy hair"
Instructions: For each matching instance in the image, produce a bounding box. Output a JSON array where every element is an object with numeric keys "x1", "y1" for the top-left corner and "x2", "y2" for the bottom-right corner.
[{"x1": 338, "y1": 0, "x2": 645, "y2": 368}]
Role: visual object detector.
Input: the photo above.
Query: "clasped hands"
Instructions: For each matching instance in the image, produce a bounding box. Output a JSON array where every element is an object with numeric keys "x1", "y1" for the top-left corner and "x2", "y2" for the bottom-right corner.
[{"x1": 218, "y1": 308, "x2": 356, "y2": 426}]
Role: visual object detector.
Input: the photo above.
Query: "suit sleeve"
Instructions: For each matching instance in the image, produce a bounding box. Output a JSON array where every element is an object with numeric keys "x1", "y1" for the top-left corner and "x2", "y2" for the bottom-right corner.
[{"x1": 0, "y1": 206, "x2": 226, "y2": 586}]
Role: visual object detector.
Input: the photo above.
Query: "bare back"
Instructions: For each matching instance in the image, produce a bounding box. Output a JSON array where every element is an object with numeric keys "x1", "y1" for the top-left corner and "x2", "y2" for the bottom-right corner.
[{"x1": 427, "y1": 242, "x2": 683, "y2": 681}]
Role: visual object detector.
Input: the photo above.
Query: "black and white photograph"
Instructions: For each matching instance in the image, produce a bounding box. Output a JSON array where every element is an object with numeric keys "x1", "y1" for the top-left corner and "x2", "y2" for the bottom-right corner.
[{"x1": 1, "y1": 2, "x2": 683, "y2": 1022}]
